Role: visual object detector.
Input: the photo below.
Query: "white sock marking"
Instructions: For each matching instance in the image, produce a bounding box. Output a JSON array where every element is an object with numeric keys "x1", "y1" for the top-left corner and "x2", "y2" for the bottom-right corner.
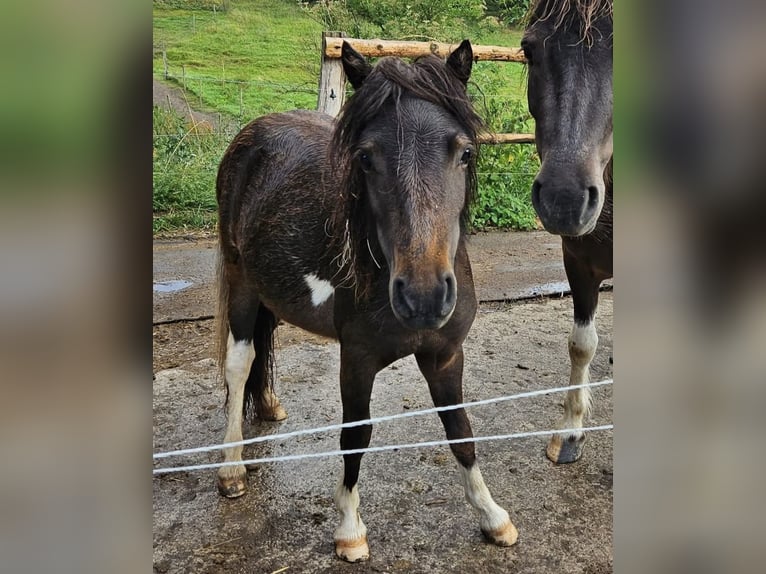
[
  {"x1": 562, "y1": 320, "x2": 599, "y2": 433},
  {"x1": 333, "y1": 480, "x2": 367, "y2": 542},
  {"x1": 304, "y1": 273, "x2": 334, "y2": 307},
  {"x1": 219, "y1": 333, "x2": 255, "y2": 478},
  {"x1": 458, "y1": 464, "x2": 510, "y2": 532}
]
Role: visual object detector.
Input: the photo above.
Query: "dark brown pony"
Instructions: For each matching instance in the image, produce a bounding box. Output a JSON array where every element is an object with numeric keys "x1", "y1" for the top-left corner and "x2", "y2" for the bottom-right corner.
[
  {"x1": 215, "y1": 41, "x2": 517, "y2": 562},
  {"x1": 522, "y1": 0, "x2": 613, "y2": 463}
]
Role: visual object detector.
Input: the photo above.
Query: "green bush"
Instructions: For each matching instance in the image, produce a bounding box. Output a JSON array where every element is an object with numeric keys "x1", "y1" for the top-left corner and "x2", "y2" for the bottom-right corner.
[
  {"x1": 303, "y1": 0, "x2": 486, "y2": 40},
  {"x1": 485, "y1": 0, "x2": 531, "y2": 27},
  {"x1": 470, "y1": 66, "x2": 539, "y2": 231}
]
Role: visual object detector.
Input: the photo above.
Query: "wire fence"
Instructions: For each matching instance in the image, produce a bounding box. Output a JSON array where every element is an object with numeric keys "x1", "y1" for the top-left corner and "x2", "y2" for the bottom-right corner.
[{"x1": 153, "y1": 380, "x2": 614, "y2": 475}]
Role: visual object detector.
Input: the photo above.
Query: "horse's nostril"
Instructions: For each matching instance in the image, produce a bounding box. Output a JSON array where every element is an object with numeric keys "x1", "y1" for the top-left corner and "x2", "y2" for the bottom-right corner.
[
  {"x1": 393, "y1": 277, "x2": 414, "y2": 318},
  {"x1": 587, "y1": 186, "x2": 600, "y2": 210},
  {"x1": 531, "y1": 180, "x2": 542, "y2": 205},
  {"x1": 440, "y1": 273, "x2": 457, "y2": 317}
]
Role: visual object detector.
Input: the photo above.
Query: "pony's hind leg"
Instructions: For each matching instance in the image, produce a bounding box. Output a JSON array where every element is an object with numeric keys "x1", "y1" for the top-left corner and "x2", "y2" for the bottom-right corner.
[
  {"x1": 416, "y1": 349, "x2": 518, "y2": 547},
  {"x1": 217, "y1": 297, "x2": 283, "y2": 497},
  {"x1": 546, "y1": 250, "x2": 601, "y2": 464},
  {"x1": 218, "y1": 329, "x2": 254, "y2": 498},
  {"x1": 333, "y1": 348, "x2": 376, "y2": 563}
]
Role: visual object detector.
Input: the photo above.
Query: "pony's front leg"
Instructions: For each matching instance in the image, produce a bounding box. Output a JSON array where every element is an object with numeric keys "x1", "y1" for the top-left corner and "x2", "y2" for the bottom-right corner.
[
  {"x1": 547, "y1": 250, "x2": 601, "y2": 464},
  {"x1": 217, "y1": 332, "x2": 254, "y2": 497},
  {"x1": 333, "y1": 348, "x2": 376, "y2": 562},
  {"x1": 416, "y1": 348, "x2": 518, "y2": 547}
]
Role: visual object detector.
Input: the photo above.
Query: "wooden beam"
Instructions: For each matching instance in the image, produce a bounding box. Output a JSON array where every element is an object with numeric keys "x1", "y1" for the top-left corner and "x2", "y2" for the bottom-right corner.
[
  {"x1": 324, "y1": 38, "x2": 525, "y2": 63},
  {"x1": 479, "y1": 133, "x2": 535, "y2": 144}
]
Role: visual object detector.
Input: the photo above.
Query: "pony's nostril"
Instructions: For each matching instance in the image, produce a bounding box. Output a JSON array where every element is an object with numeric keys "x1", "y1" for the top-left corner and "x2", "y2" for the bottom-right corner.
[
  {"x1": 531, "y1": 180, "x2": 542, "y2": 206},
  {"x1": 586, "y1": 186, "x2": 600, "y2": 211},
  {"x1": 393, "y1": 277, "x2": 414, "y2": 318},
  {"x1": 440, "y1": 273, "x2": 457, "y2": 317}
]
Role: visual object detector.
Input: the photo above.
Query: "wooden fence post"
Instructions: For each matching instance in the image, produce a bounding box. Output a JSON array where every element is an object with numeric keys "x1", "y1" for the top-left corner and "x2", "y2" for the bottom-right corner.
[{"x1": 317, "y1": 31, "x2": 347, "y2": 117}]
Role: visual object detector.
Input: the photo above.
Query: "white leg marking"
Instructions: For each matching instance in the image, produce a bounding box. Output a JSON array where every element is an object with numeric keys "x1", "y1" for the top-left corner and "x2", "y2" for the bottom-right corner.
[
  {"x1": 563, "y1": 320, "x2": 599, "y2": 433},
  {"x1": 219, "y1": 333, "x2": 255, "y2": 481},
  {"x1": 458, "y1": 464, "x2": 512, "y2": 534},
  {"x1": 304, "y1": 273, "x2": 334, "y2": 307},
  {"x1": 333, "y1": 479, "x2": 369, "y2": 561}
]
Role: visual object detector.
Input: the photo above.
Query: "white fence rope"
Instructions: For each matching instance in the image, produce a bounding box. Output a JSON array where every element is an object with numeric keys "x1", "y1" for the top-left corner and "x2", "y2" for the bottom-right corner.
[
  {"x1": 153, "y1": 424, "x2": 613, "y2": 475},
  {"x1": 152, "y1": 379, "x2": 613, "y2": 460},
  {"x1": 153, "y1": 379, "x2": 613, "y2": 460}
]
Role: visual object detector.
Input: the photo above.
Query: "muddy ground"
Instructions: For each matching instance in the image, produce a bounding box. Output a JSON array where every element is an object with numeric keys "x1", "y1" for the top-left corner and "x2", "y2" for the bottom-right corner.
[{"x1": 153, "y1": 291, "x2": 613, "y2": 573}]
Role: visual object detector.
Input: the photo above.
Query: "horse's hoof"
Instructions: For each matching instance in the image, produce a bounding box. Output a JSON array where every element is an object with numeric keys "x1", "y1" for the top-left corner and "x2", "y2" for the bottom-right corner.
[
  {"x1": 262, "y1": 403, "x2": 288, "y2": 422},
  {"x1": 335, "y1": 537, "x2": 370, "y2": 562},
  {"x1": 482, "y1": 521, "x2": 519, "y2": 547},
  {"x1": 216, "y1": 467, "x2": 247, "y2": 498},
  {"x1": 546, "y1": 434, "x2": 585, "y2": 464}
]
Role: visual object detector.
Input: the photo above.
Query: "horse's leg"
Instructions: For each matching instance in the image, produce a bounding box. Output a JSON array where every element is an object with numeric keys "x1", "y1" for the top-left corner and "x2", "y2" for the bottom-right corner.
[
  {"x1": 546, "y1": 248, "x2": 601, "y2": 464},
  {"x1": 333, "y1": 347, "x2": 376, "y2": 562},
  {"x1": 416, "y1": 348, "x2": 518, "y2": 547},
  {"x1": 243, "y1": 305, "x2": 286, "y2": 422},
  {"x1": 216, "y1": 292, "x2": 258, "y2": 498}
]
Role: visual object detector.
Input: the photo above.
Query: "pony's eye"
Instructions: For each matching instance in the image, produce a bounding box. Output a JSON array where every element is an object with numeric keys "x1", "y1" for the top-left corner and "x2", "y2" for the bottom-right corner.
[
  {"x1": 359, "y1": 152, "x2": 372, "y2": 171},
  {"x1": 460, "y1": 148, "x2": 472, "y2": 165},
  {"x1": 521, "y1": 42, "x2": 533, "y2": 65}
]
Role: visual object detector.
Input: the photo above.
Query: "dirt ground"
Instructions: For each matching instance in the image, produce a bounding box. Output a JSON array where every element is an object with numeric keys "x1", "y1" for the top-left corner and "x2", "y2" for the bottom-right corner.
[{"x1": 153, "y1": 293, "x2": 613, "y2": 573}]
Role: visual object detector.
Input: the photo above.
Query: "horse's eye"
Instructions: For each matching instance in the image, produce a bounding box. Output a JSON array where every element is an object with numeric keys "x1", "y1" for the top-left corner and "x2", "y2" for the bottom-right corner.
[
  {"x1": 460, "y1": 148, "x2": 472, "y2": 165},
  {"x1": 521, "y1": 42, "x2": 533, "y2": 65},
  {"x1": 359, "y1": 152, "x2": 372, "y2": 172}
]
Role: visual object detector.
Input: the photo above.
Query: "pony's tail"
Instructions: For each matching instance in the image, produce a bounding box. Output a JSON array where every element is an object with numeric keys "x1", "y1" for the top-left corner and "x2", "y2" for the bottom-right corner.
[
  {"x1": 215, "y1": 248, "x2": 230, "y2": 387},
  {"x1": 243, "y1": 305, "x2": 278, "y2": 421}
]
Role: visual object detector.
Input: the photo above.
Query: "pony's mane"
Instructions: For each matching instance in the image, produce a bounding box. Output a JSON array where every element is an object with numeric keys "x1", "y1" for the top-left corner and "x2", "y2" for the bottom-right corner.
[
  {"x1": 329, "y1": 54, "x2": 485, "y2": 297},
  {"x1": 528, "y1": 0, "x2": 613, "y2": 46}
]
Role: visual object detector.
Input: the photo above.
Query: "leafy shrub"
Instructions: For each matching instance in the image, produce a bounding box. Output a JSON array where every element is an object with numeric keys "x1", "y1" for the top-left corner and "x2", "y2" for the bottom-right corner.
[
  {"x1": 469, "y1": 66, "x2": 540, "y2": 230},
  {"x1": 302, "y1": 0, "x2": 486, "y2": 40},
  {"x1": 485, "y1": 0, "x2": 531, "y2": 27}
]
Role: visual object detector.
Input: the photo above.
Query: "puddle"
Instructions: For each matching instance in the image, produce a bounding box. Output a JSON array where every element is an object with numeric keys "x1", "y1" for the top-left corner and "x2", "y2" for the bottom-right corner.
[
  {"x1": 522, "y1": 280, "x2": 570, "y2": 297},
  {"x1": 153, "y1": 280, "x2": 193, "y2": 293}
]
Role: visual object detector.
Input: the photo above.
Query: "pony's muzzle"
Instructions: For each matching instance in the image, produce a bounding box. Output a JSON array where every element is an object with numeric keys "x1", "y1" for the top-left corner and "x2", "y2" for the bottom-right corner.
[
  {"x1": 390, "y1": 271, "x2": 457, "y2": 330},
  {"x1": 531, "y1": 177, "x2": 603, "y2": 237}
]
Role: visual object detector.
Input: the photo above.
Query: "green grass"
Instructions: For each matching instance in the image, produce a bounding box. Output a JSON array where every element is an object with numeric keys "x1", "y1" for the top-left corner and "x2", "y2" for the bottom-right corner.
[
  {"x1": 153, "y1": 0, "x2": 538, "y2": 233},
  {"x1": 153, "y1": 0, "x2": 324, "y2": 119},
  {"x1": 152, "y1": 106, "x2": 226, "y2": 234}
]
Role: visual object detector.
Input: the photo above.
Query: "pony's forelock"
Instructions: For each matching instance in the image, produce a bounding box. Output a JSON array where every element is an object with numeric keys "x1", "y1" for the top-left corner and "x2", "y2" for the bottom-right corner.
[{"x1": 527, "y1": 0, "x2": 613, "y2": 46}]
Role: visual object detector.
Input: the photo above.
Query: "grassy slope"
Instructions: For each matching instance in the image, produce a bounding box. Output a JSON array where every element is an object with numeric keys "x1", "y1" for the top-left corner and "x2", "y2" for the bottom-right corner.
[
  {"x1": 153, "y1": 1, "x2": 528, "y2": 120},
  {"x1": 153, "y1": 0, "x2": 324, "y2": 119},
  {"x1": 152, "y1": 0, "x2": 536, "y2": 234}
]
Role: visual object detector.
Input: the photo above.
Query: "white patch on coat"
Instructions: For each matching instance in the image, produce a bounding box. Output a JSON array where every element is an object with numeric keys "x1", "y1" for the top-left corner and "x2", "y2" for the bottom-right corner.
[
  {"x1": 333, "y1": 480, "x2": 367, "y2": 543},
  {"x1": 458, "y1": 464, "x2": 511, "y2": 532},
  {"x1": 304, "y1": 273, "x2": 334, "y2": 307}
]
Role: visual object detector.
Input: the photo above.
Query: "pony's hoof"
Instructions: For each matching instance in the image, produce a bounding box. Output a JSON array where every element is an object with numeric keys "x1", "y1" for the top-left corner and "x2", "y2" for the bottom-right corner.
[
  {"x1": 262, "y1": 403, "x2": 288, "y2": 422},
  {"x1": 216, "y1": 467, "x2": 247, "y2": 498},
  {"x1": 482, "y1": 521, "x2": 519, "y2": 547},
  {"x1": 335, "y1": 537, "x2": 370, "y2": 562},
  {"x1": 546, "y1": 434, "x2": 585, "y2": 464}
]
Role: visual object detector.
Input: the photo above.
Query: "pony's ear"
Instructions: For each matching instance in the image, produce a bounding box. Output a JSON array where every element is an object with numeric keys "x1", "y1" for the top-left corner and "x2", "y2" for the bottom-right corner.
[
  {"x1": 341, "y1": 41, "x2": 372, "y2": 90},
  {"x1": 447, "y1": 40, "x2": 473, "y2": 86}
]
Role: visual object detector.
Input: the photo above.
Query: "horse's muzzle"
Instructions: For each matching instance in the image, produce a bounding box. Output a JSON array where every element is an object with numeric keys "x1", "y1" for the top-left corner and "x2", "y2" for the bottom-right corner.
[
  {"x1": 531, "y1": 178, "x2": 602, "y2": 237},
  {"x1": 390, "y1": 271, "x2": 457, "y2": 330}
]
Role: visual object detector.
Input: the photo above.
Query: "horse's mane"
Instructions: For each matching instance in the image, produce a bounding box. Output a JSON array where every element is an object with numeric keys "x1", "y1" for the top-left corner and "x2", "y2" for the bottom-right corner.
[
  {"x1": 329, "y1": 54, "x2": 485, "y2": 297},
  {"x1": 527, "y1": 0, "x2": 613, "y2": 46}
]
